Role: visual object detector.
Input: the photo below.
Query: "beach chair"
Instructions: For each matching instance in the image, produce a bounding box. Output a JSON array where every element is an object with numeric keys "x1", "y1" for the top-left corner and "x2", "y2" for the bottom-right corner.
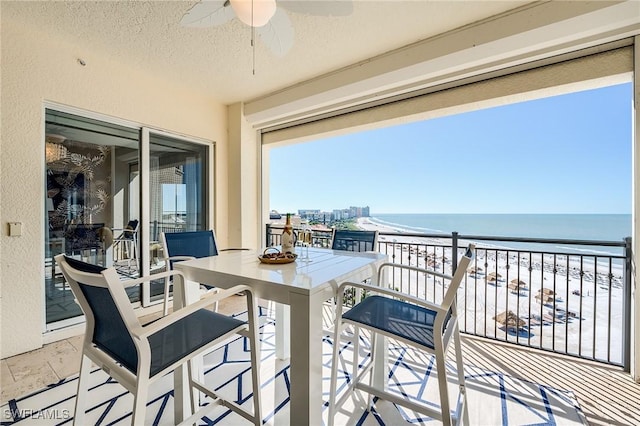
[
  {"x1": 328, "y1": 244, "x2": 475, "y2": 426},
  {"x1": 55, "y1": 254, "x2": 262, "y2": 426}
]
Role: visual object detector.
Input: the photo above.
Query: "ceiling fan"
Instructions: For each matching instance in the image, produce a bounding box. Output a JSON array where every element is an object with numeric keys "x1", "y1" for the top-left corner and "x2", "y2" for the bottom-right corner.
[{"x1": 181, "y1": 0, "x2": 353, "y2": 57}]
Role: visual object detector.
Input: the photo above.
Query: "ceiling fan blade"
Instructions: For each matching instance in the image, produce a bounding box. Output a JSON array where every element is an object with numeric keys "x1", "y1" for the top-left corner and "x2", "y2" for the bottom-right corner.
[
  {"x1": 181, "y1": 0, "x2": 235, "y2": 28},
  {"x1": 278, "y1": 0, "x2": 353, "y2": 17},
  {"x1": 256, "y1": 8, "x2": 294, "y2": 57}
]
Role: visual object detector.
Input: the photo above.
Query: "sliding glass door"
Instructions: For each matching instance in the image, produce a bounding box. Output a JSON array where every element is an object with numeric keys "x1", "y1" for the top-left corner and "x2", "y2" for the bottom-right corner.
[
  {"x1": 143, "y1": 130, "x2": 209, "y2": 305},
  {"x1": 45, "y1": 110, "x2": 141, "y2": 326},
  {"x1": 44, "y1": 109, "x2": 211, "y2": 329}
]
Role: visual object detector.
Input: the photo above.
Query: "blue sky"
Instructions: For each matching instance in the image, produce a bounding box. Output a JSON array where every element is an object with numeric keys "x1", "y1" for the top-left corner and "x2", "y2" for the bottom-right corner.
[
  {"x1": 162, "y1": 184, "x2": 186, "y2": 213},
  {"x1": 269, "y1": 83, "x2": 632, "y2": 215}
]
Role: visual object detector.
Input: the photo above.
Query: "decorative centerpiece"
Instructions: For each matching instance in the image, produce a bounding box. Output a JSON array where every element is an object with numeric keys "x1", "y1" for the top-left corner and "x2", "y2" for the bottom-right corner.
[{"x1": 258, "y1": 247, "x2": 297, "y2": 264}]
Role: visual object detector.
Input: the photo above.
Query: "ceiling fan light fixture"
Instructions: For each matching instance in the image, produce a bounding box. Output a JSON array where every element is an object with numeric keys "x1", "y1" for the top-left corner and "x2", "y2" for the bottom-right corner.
[{"x1": 229, "y1": 0, "x2": 276, "y2": 27}]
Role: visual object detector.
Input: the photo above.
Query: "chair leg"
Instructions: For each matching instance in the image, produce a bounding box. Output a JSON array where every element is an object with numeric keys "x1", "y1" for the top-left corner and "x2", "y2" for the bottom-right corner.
[
  {"x1": 328, "y1": 315, "x2": 346, "y2": 426},
  {"x1": 72, "y1": 354, "x2": 91, "y2": 425},
  {"x1": 352, "y1": 326, "x2": 360, "y2": 380},
  {"x1": 163, "y1": 275, "x2": 171, "y2": 316},
  {"x1": 186, "y1": 357, "x2": 207, "y2": 415},
  {"x1": 132, "y1": 377, "x2": 149, "y2": 425},
  {"x1": 453, "y1": 328, "x2": 469, "y2": 426},
  {"x1": 366, "y1": 331, "x2": 377, "y2": 411},
  {"x1": 246, "y1": 292, "x2": 262, "y2": 426},
  {"x1": 434, "y1": 343, "x2": 452, "y2": 426},
  {"x1": 212, "y1": 288, "x2": 219, "y2": 312}
]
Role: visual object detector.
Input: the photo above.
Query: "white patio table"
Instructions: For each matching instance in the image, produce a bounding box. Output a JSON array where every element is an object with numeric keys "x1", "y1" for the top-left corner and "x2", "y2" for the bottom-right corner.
[{"x1": 172, "y1": 246, "x2": 387, "y2": 425}]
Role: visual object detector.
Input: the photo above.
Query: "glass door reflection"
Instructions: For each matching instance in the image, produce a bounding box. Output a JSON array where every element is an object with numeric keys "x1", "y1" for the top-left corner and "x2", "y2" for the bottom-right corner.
[
  {"x1": 146, "y1": 132, "x2": 209, "y2": 304},
  {"x1": 44, "y1": 110, "x2": 140, "y2": 326}
]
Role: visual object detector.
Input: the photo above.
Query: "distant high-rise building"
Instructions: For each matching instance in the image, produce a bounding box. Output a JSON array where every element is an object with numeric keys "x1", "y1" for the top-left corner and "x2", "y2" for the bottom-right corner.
[
  {"x1": 299, "y1": 209, "x2": 320, "y2": 219},
  {"x1": 285, "y1": 205, "x2": 370, "y2": 222}
]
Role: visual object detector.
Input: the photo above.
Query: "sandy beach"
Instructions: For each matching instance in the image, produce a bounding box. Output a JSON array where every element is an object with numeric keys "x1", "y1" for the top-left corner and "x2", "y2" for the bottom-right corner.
[{"x1": 355, "y1": 217, "x2": 625, "y2": 364}]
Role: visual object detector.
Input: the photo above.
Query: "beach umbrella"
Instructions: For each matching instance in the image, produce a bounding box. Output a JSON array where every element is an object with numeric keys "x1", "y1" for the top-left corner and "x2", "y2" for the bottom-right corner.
[
  {"x1": 493, "y1": 310, "x2": 526, "y2": 329},
  {"x1": 508, "y1": 279, "x2": 528, "y2": 291},
  {"x1": 487, "y1": 271, "x2": 502, "y2": 281},
  {"x1": 535, "y1": 293, "x2": 554, "y2": 304}
]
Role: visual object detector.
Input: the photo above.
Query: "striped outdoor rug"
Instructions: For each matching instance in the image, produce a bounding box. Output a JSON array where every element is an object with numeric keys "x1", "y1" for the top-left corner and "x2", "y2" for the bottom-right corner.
[{"x1": 1, "y1": 308, "x2": 586, "y2": 425}]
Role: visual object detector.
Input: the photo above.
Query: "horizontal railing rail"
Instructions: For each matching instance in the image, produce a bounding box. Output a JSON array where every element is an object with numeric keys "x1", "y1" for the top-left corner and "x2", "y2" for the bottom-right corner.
[
  {"x1": 150, "y1": 221, "x2": 195, "y2": 242},
  {"x1": 265, "y1": 224, "x2": 631, "y2": 370}
]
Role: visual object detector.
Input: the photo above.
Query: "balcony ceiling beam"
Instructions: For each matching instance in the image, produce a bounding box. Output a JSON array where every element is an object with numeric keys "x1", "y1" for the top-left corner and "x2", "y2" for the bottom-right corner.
[{"x1": 244, "y1": 1, "x2": 640, "y2": 129}]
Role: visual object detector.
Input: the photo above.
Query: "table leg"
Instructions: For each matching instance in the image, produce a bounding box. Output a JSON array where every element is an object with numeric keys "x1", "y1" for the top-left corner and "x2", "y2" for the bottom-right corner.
[
  {"x1": 172, "y1": 276, "x2": 202, "y2": 423},
  {"x1": 289, "y1": 291, "x2": 324, "y2": 426},
  {"x1": 275, "y1": 303, "x2": 291, "y2": 360}
]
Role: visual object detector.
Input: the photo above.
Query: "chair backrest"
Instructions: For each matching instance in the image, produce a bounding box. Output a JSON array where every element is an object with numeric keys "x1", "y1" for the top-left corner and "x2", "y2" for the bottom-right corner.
[
  {"x1": 55, "y1": 255, "x2": 140, "y2": 373},
  {"x1": 162, "y1": 230, "x2": 219, "y2": 260},
  {"x1": 122, "y1": 219, "x2": 139, "y2": 239},
  {"x1": 331, "y1": 229, "x2": 379, "y2": 252},
  {"x1": 65, "y1": 223, "x2": 105, "y2": 252},
  {"x1": 442, "y1": 244, "x2": 475, "y2": 311}
]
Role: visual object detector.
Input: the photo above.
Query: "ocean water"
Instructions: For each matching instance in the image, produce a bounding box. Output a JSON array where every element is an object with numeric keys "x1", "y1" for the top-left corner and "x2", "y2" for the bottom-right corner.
[{"x1": 369, "y1": 214, "x2": 631, "y2": 256}]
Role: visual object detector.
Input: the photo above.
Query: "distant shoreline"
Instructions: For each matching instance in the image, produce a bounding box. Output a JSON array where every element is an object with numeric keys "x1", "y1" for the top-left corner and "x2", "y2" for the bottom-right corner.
[
  {"x1": 355, "y1": 216, "x2": 624, "y2": 279},
  {"x1": 363, "y1": 213, "x2": 631, "y2": 242}
]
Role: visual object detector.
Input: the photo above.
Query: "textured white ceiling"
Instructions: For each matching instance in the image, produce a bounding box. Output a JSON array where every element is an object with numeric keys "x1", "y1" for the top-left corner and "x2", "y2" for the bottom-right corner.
[{"x1": 2, "y1": 1, "x2": 533, "y2": 104}]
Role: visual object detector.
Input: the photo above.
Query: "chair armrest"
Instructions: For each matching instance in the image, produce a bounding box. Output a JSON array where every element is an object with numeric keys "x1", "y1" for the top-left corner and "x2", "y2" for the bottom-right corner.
[
  {"x1": 120, "y1": 270, "x2": 183, "y2": 288},
  {"x1": 133, "y1": 285, "x2": 252, "y2": 338},
  {"x1": 337, "y1": 280, "x2": 449, "y2": 315},
  {"x1": 377, "y1": 262, "x2": 453, "y2": 283},
  {"x1": 111, "y1": 227, "x2": 138, "y2": 233},
  {"x1": 167, "y1": 255, "x2": 196, "y2": 263}
]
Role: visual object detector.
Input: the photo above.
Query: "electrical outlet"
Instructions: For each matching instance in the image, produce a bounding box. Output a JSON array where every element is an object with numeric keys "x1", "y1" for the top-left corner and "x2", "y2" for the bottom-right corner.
[{"x1": 9, "y1": 222, "x2": 22, "y2": 237}]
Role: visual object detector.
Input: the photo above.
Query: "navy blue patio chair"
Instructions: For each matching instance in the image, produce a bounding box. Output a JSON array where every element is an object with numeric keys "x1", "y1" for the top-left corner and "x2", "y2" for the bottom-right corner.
[
  {"x1": 328, "y1": 244, "x2": 475, "y2": 426},
  {"x1": 331, "y1": 229, "x2": 379, "y2": 304},
  {"x1": 55, "y1": 254, "x2": 262, "y2": 426},
  {"x1": 331, "y1": 229, "x2": 379, "y2": 252},
  {"x1": 161, "y1": 230, "x2": 248, "y2": 315}
]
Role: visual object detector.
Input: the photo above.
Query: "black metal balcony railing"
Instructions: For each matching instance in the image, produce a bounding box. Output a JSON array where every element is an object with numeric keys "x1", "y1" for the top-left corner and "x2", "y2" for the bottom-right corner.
[
  {"x1": 265, "y1": 224, "x2": 631, "y2": 370},
  {"x1": 150, "y1": 220, "x2": 189, "y2": 242}
]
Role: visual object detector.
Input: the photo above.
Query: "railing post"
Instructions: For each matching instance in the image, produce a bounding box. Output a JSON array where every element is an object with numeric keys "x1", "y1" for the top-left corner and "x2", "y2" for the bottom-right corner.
[
  {"x1": 452, "y1": 231, "x2": 459, "y2": 273},
  {"x1": 623, "y1": 236, "x2": 632, "y2": 372}
]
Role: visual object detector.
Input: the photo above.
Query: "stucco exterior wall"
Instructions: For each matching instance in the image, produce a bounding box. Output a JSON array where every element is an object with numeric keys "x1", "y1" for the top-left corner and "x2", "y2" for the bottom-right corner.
[{"x1": 0, "y1": 20, "x2": 229, "y2": 358}]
